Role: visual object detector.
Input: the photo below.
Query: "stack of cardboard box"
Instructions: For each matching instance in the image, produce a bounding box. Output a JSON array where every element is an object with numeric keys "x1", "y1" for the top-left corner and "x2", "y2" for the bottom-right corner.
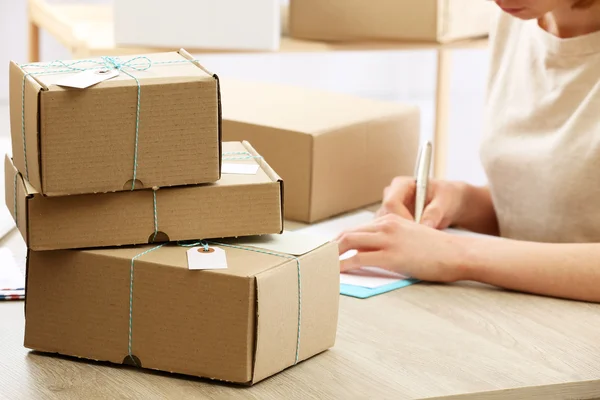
[{"x1": 4, "y1": 49, "x2": 340, "y2": 385}]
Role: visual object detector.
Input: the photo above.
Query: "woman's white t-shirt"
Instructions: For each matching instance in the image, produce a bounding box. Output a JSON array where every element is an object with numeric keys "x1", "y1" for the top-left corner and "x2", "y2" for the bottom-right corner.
[{"x1": 480, "y1": 12, "x2": 600, "y2": 243}]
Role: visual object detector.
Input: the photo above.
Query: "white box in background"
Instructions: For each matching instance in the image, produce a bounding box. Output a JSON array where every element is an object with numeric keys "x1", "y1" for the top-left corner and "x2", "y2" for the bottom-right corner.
[{"x1": 114, "y1": 0, "x2": 281, "y2": 51}]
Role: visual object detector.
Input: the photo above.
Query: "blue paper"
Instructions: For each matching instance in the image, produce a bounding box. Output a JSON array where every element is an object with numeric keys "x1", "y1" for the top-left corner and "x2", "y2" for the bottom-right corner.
[{"x1": 340, "y1": 279, "x2": 420, "y2": 299}]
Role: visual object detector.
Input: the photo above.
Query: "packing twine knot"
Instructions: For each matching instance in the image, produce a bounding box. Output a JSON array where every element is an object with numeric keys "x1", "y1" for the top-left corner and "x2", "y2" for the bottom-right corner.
[
  {"x1": 176, "y1": 240, "x2": 210, "y2": 252},
  {"x1": 99, "y1": 56, "x2": 152, "y2": 73}
]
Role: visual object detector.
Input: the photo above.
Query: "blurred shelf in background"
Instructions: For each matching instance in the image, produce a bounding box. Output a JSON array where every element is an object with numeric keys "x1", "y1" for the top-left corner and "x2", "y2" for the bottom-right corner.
[{"x1": 26, "y1": 0, "x2": 489, "y2": 178}]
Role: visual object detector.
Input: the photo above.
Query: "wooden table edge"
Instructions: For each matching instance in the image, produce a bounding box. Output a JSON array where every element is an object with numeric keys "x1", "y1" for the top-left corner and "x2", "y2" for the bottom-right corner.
[{"x1": 425, "y1": 378, "x2": 600, "y2": 399}]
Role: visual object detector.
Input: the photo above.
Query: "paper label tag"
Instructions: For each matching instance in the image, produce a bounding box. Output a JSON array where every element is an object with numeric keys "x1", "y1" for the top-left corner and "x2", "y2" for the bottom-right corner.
[
  {"x1": 55, "y1": 69, "x2": 119, "y2": 89},
  {"x1": 187, "y1": 247, "x2": 228, "y2": 270},
  {"x1": 222, "y1": 163, "x2": 259, "y2": 175}
]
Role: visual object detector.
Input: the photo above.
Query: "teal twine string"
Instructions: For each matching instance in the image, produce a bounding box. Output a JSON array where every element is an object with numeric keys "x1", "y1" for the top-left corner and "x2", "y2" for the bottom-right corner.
[
  {"x1": 20, "y1": 56, "x2": 152, "y2": 190},
  {"x1": 151, "y1": 189, "x2": 158, "y2": 242},
  {"x1": 207, "y1": 241, "x2": 303, "y2": 364},
  {"x1": 100, "y1": 56, "x2": 152, "y2": 191},
  {"x1": 177, "y1": 240, "x2": 210, "y2": 252},
  {"x1": 13, "y1": 173, "x2": 18, "y2": 227},
  {"x1": 222, "y1": 151, "x2": 263, "y2": 162},
  {"x1": 128, "y1": 243, "x2": 165, "y2": 365},
  {"x1": 129, "y1": 70, "x2": 141, "y2": 190},
  {"x1": 222, "y1": 156, "x2": 263, "y2": 161},
  {"x1": 21, "y1": 74, "x2": 29, "y2": 181},
  {"x1": 222, "y1": 151, "x2": 254, "y2": 156}
]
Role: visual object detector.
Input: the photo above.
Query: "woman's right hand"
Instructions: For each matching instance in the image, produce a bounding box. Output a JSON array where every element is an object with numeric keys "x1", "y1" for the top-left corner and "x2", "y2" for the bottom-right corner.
[{"x1": 376, "y1": 176, "x2": 468, "y2": 230}]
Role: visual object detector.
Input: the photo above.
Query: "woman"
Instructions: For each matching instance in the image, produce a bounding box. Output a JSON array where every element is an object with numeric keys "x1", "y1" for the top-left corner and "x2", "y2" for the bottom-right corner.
[{"x1": 336, "y1": 0, "x2": 600, "y2": 302}]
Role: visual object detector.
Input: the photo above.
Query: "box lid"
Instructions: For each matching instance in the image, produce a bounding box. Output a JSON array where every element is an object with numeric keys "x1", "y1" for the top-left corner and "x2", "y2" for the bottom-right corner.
[
  {"x1": 220, "y1": 80, "x2": 419, "y2": 136},
  {"x1": 5, "y1": 141, "x2": 284, "y2": 250},
  {"x1": 18, "y1": 49, "x2": 215, "y2": 91}
]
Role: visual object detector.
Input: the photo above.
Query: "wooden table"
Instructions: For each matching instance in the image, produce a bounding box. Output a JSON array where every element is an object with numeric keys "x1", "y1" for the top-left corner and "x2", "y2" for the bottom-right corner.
[
  {"x1": 2, "y1": 219, "x2": 600, "y2": 399},
  {"x1": 26, "y1": 0, "x2": 489, "y2": 179}
]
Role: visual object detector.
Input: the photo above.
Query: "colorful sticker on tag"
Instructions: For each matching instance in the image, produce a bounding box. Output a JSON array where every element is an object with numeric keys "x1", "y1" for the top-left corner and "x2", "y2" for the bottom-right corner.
[
  {"x1": 187, "y1": 246, "x2": 228, "y2": 270},
  {"x1": 55, "y1": 69, "x2": 120, "y2": 89}
]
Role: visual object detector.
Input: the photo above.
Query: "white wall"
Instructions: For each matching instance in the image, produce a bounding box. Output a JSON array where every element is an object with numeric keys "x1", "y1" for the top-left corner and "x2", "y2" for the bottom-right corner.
[
  {"x1": 0, "y1": 0, "x2": 489, "y2": 184},
  {"x1": 0, "y1": 0, "x2": 27, "y2": 99}
]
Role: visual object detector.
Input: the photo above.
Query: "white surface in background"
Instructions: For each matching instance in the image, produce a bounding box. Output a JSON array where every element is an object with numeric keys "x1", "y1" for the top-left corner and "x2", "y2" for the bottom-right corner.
[
  {"x1": 114, "y1": 0, "x2": 281, "y2": 51},
  {"x1": 296, "y1": 210, "x2": 376, "y2": 241},
  {"x1": 0, "y1": 248, "x2": 24, "y2": 289},
  {"x1": 0, "y1": 137, "x2": 14, "y2": 241}
]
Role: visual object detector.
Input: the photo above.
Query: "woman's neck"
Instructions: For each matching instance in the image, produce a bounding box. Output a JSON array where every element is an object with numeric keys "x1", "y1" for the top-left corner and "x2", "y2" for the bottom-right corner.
[{"x1": 539, "y1": 2, "x2": 600, "y2": 38}]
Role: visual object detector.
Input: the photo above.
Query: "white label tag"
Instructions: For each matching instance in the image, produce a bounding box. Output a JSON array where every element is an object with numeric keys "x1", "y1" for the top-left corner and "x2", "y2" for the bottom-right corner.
[
  {"x1": 187, "y1": 247, "x2": 228, "y2": 270},
  {"x1": 222, "y1": 163, "x2": 259, "y2": 175},
  {"x1": 55, "y1": 69, "x2": 119, "y2": 89}
]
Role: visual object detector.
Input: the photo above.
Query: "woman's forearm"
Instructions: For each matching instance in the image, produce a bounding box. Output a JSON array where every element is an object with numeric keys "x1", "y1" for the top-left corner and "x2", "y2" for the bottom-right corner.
[
  {"x1": 454, "y1": 184, "x2": 500, "y2": 236},
  {"x1": 459, "y1": 236, "x2": 600, "y2": 303}
]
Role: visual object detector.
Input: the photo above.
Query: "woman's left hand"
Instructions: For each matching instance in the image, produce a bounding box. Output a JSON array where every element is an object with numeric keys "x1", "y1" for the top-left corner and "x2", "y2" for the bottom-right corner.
[{"x1": 336, "y1": 214, "x2": 470, "y2": 283}]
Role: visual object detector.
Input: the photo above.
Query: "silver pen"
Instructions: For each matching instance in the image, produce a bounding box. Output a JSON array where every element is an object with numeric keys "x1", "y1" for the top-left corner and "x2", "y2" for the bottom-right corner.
[{"x1": 414, "y1": 141, "x2": 432, "y2": 224}]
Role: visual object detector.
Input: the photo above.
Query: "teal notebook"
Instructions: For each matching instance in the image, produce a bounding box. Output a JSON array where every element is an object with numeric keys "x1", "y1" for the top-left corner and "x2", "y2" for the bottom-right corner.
[{"x1": 340, "y1": 278, "x2": 420, "y2": 299}]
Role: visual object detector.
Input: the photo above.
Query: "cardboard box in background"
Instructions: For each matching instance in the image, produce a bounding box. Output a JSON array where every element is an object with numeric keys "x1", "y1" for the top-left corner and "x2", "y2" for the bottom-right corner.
[
  {"x1": 221, "y1": 79, "x2": 420, "y2": 223},
  {"x1": 289, "y1": 0, "x2": 495, "y2": 43},
  {"x1": 114, "y1": 0, "x2": 281, "y2": 51},
  {"x1": 9, "y1": 49, "x2": 221, "y2": 196},
  {"x1": 5, "y1": 141, "x2": 283, "y2": 251},
  {"x1": 24, "y1": 232, "x2": 340, "y2": 385}
]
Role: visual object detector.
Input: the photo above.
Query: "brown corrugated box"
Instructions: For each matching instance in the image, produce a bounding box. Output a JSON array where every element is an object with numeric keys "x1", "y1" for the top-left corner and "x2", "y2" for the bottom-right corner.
[
  {"x1": 9, "y1": 48, "x2": 221, "y2": 196},
  {"x1": 5, "y1": 141, "x2": 283, "y2": 251},
  {"x1": 220, "y1": 79, "x2": 420, "y2": 223},
  {"x1": 289, "y1": 0, "x2": 495, "y2": 43},
  {"x1": 24, "y1": 232, "x2": 340, "y2": 385}
]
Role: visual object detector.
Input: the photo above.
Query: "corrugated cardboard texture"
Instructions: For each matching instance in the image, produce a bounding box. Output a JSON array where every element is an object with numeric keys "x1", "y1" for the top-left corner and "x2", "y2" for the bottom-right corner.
[
  {"x1": 24, "y1": 238, "x2": 339, "y2": 384},
  {"x1": 9, "y1": 61, "x2": 43, "y2": 192},
  {"x1": 5, "y1": 141, "x2": 283, "y2": 250},
  {"x1": 253, "y1": 245, "x2": 340, "y2": 382},
  {"x1": 9, "y1": 49, "x2": 221, "y2": 196},
  {"x1": 289, "y1": 0, "x2": 494, "y2": 43},
  {"x1": 221, "y1": 79, "x2": 420, "y2": 223}
]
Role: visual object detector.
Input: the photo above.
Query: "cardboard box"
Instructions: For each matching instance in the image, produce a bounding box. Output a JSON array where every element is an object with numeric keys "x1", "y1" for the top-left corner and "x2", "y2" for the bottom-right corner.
[
  {"x1": 9, "y1": 49, "x2": 221, "y2": 196},
  {"x1": 24, "y1": 232, "x2": 340, "y2": 384},
  {"x1": 289, "y1": 0, "x2": 495, "y2": 43},
  {"x1": 220, "y1": 79, "x2": 420, "y2": 223},
  {"x1": 5, "y1": 141, "x2": 283, "y2": 251},
  {"x1": 114, "y1": 0, "x2": 281, "y2": 51}
]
